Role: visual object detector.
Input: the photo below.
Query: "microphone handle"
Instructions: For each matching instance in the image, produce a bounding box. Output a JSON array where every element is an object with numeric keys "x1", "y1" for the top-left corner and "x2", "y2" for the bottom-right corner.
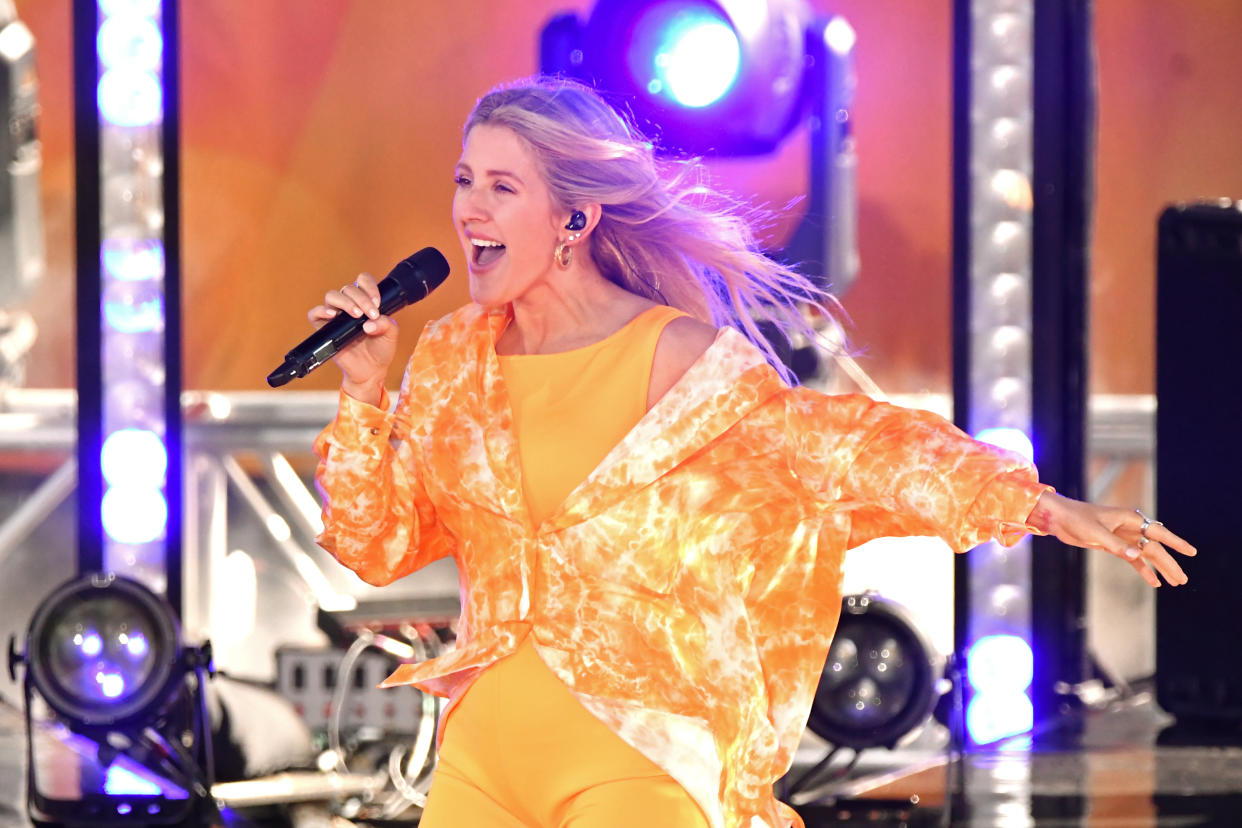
[
  {"x1": 267, "y1": 248, "x2": 449, "y2": 388},
  {"x1": 267, "y1": 277, "x2": 410, "y2": 387}
]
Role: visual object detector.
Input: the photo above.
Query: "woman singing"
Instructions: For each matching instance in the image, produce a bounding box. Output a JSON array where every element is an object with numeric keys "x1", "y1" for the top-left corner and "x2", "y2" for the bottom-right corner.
[{"x1": 309, "y1": 77, "x2": 1194, "y2": 828}]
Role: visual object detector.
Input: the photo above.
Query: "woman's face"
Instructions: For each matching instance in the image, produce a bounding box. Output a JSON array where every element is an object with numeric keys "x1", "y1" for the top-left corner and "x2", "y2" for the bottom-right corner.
[{"x1": 452, "y1": 124, "x2": 565, "y2": 309}]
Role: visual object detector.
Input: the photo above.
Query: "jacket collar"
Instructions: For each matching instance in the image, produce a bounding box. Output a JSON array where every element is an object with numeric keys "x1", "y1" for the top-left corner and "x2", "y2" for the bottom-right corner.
[{"x1": 465, "y1": 304, "x2": 788, "y2": 532}]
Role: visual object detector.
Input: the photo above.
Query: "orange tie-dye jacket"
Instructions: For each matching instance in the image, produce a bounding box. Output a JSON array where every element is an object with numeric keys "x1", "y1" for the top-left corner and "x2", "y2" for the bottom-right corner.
[{"x1": 313, "y1": 303, "x2": 1049, "y2": 828}]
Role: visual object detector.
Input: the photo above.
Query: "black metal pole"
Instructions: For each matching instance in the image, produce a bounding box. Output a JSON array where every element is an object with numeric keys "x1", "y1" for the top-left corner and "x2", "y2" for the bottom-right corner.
[
  {"x1": 1030, "y1": 0, "x2": 1094, "y2": 738},
  {"x1": 161, "y1": 0, "x2": 183, "y2": 620},
  {"x1": 949, "y1": 0, "x2": 973, "y2": 754},
  {"x1": 73, "y1": 0, "x2": 103, "y2": 576}
]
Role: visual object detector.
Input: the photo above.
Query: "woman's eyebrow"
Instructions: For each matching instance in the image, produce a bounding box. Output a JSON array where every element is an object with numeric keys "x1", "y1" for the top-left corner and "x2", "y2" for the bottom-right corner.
[{"x1": 455, "y1": 162, "x2": 524, "y2": 185}]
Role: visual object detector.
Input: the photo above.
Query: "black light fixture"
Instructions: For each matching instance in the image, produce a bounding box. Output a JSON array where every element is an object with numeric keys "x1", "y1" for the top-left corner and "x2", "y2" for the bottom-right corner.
[
  {"x1": 7, "y1": 574, "x2": 215, "y2": 827},
  {"x1": 809, "y1": 593, "x2": 943, "y2": 750},
  {"x1": 541, "y1": 0, "x2": 860, "y2": 298},
  {"x1": 783, "y1": 593, "x2": 943, "y2": 801}
]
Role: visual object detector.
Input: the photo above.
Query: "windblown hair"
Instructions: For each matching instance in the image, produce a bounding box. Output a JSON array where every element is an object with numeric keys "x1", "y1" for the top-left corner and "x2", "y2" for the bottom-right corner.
[{"x1": 465, "y1": 76, "x2": 836, "y2": 383}]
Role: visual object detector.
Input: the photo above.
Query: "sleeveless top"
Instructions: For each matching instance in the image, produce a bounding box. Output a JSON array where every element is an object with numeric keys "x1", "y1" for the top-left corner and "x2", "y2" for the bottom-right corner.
[{"x1": 497, "y1": 304, "x2": 688, "y2": 525}]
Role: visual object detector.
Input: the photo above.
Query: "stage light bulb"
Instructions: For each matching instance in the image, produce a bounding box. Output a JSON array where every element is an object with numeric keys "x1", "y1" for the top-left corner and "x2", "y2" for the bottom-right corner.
[
  {"x1": 103, "y1": 281, "x2": 164, "y2": 334},
  {"x1": 101, "y1": 428, "x2": 167, "y2": 488},
  {"x1": 98, "y1": 671, "x2": 126, "y2": 699},
  {"x1": 126, "y1": 633, "x2": 149, "y2": 657},
  {"x1": 974, "y1": 427, "x2": 1035, "y2": 462},
  {"x1": 824, "y1": 15, "x2": 856, "y2": 56},
  {"x1": 102, "y1": 238, "x2": 164, "y2": 281},
  {"x1": 101, "y1": 429, "x2": 166, "y2": 488},
  {"x1": 81, "y1": 632, "x2": 103, "y2": 656},
  {"x1": 101, "y1": 486, "x2": 167, "y2": 545},
  {"x1": 967, "y1": 633, "x2": 1034, "y2": 693},
  {"x1": 655, "y1": 16, "x2": 741, "y2": 108},
  {"x1": 97, "y1": 15, "x2": 162, "y2": 72},
  {"x1": 98, "y1": 68, "x2": 162, "y2": 128},
  {"x1": 967, "y1": 689, "x2": 1033, "y2": 744},
  {"x1": 98, "y1": 0, "x2": 160, "y2": 18},
  {"x1": 104, "y1": 764, "x2": 164, "y2": 797}
]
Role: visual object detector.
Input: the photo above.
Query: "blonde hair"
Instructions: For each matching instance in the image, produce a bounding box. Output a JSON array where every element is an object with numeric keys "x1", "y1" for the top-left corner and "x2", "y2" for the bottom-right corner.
[{"x1": 465, "y1": 76, "x2": 835, "y2": 382}]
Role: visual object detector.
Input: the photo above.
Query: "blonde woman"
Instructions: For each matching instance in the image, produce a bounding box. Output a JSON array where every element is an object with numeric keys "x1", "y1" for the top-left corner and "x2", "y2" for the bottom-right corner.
[{"x1": 309, "y1": 77, "x2": 1194, "y2": 828}]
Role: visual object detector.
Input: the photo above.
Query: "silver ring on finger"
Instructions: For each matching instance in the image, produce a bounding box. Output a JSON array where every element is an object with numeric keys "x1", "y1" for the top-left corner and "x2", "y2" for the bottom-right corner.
[
  {"x1": 1137, "y1": 536, "x2": 1150, "y2": 549},
  {"x1": 1135, "y1": 508, "x2": 1163, "y2": 538}
]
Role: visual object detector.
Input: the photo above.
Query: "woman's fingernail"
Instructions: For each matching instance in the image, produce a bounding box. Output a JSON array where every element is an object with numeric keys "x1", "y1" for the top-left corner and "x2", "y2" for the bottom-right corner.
[{"x1": 1125, "y1": 547, "x2": 1140, "y2": 560}]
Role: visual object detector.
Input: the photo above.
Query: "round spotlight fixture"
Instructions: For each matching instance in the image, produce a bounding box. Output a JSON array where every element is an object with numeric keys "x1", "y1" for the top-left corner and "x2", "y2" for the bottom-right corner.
[
  {"x1": 9, "y1": 574, "x2": 216, "y2": 826},
  {"x1": 22, "y1": 574, "x2": 180, "y2": 726},
  {"x1": 807, "y1": 593, "x2": 944, "y2": 750},
  {"x1": 576, "y1": 0, "x2": 811, "y2": 155},
  {"x1": 631, "y1": 5, "x2": 740, "y2": 108}
]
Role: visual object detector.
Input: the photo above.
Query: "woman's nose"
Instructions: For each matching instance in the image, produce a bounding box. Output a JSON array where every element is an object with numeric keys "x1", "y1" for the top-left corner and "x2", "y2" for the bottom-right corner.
[{"x1": 454, "y1": 187, "x2": 490, "y2": 221}]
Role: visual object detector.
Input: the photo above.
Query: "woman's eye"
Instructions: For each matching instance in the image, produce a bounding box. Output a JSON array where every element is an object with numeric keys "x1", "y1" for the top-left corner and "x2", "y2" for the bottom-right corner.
[
  {"x1": 453, "y1": 175, "x2": 471, "y2": 187},
  {"x1": 495, "y1": 182, "x2": 515, "y2": 194}
]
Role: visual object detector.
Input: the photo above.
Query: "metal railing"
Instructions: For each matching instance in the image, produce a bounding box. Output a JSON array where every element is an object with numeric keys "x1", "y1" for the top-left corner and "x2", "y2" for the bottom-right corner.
[{"x1": 0, "y1": 387, "x2": 1156, "y2": 638}]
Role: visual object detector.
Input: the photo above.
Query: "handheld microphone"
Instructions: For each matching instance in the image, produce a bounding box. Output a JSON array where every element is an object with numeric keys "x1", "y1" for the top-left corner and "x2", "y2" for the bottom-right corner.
[{"x1": 266, "y1": 247, "x2": 450, "y2": 388}]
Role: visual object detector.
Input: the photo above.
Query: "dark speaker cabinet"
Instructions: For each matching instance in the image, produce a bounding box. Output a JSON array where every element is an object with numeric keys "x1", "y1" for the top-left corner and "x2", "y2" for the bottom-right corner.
[{"x1": 1155, "y1": 202, "x2": 1242, "y2": 724}]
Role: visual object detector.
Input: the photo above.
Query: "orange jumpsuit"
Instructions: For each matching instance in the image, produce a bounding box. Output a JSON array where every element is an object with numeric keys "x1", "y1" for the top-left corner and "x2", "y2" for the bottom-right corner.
[
  {"x1": 419, "y1": 305, "x2": 707, "y2": 826},
  {"x1": 313, "y1": 302, "x2": 1050, "y2": 828}
]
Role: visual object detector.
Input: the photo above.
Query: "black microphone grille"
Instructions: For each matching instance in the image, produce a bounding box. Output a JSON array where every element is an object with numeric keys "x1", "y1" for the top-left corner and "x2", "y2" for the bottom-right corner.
[{"x1": 390, "y1": 247, "x2": 451, "y2": 302}]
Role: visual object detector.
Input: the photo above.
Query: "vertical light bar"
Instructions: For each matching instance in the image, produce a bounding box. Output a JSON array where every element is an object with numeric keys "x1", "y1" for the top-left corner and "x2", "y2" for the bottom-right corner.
[
  {"x1": 964, "y1": 0, "x2": 1035, "y2": 744},
  {"x1": 96, "y1": 0, "x2": 168, "y2": 594}
]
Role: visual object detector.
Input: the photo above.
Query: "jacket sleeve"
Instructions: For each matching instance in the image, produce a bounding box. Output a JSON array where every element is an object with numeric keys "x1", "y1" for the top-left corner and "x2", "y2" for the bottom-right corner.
[
  {"x1": 785, "y1": 388, "x2": 1052, "y2": 553},
  {"x1": 312, "y1": 349, "x2": 456, "y2": 586}
]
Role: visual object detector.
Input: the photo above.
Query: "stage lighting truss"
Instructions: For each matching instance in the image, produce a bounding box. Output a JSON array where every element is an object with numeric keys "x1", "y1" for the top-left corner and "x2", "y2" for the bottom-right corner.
[
  {"x1": 7, "y1": 573, "x2": 215, "y2": 827},
  {"x1": 786, "y1": 593, "x2": 944, "y2": 801},
  {"x1": 96, "y1": 0, "x2": 173, "y2": 589},
  {"x1": 963, "y1": 0, "x2": 1036, "y2": 746},
  {"x1": 541, "y1": 0, "x2": 860, "y2": 296}
]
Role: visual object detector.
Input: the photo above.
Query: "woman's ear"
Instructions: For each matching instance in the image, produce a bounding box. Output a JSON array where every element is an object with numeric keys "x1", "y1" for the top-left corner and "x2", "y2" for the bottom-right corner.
[{"x1": 565, "y1": 203, "x2": 603, "y2": 238}]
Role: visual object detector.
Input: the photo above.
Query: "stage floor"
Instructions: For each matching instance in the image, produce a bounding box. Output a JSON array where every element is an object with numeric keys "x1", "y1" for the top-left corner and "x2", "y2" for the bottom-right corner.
[{"x1": 2, "y1": 691, "x2": 1239, "y2": 827}]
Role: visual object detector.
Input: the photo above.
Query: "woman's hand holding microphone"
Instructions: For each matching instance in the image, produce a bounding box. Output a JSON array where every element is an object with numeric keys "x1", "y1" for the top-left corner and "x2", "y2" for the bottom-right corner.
[{"x1": 307, "y1": 272, "x2": 398, "y2": 407}]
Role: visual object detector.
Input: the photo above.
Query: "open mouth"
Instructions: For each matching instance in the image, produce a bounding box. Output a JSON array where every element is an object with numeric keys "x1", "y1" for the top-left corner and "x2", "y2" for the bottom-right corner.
[{"x1": 471, "y1": 239, "x2": 506, "y2": 267}]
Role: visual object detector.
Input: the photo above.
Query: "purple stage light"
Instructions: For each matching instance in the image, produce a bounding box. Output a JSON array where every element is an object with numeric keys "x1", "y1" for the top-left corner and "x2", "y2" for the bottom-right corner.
[
  {"x1": 80, "y1": 632, "x2": 103, "y2": 657},
  {"x1": 967, "y1": 633, "x2": 1034, "y2": 693},
  {"x1": 104, "y1": 763, "x2": 164, "y2": 797},
  {"x1": 974, "y1": 426, "x2": 1035, "y2": 462},
  {"x1": 97, "y1": 671, "x2": 126, "y2": 699},
  {"x1": 124, "y1": 632, "x2": 149, "y2": 657}
]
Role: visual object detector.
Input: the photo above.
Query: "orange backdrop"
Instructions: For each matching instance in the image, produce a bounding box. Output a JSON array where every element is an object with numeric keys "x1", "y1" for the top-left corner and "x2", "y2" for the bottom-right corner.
[{"x1": 10, "y1": 1, "x2": 1242, "y2": 396}]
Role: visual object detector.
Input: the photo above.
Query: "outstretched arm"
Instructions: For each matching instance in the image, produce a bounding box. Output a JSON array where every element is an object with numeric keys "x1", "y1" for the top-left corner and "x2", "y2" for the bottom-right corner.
[
  {"x1": 1026, "y1": 491, "x2": 1195, "y2": 587},
  {"x1": 786, "y1": 388, "x2": 1197, "y2": 587}
]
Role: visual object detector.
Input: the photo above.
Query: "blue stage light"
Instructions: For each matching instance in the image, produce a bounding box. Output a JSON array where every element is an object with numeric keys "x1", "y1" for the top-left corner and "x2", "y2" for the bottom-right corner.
[
  {"x1": 641, "y1": 9, "x2": 741, "y2": 108},
  {"x1": 104, "y1": 764, "x2": 164, "y2": 797},
  {"x1": 98, "y1": 0, "x2": 160, "y2": 18},
  {"x1": 78, "y1": 632, "x2": 103, "y2": 657},
  {"x1": 98, "y1": 671, "x2": 126, "y2": 699},
  {"x1": 823, "y1": 15, "x2": 856, "y2": 56},
  {"x1": 974, "y1": 426, "x2": 1035, "y2": 462},
  {"x1": 97, "y1": 68, "x2": 162, "y2": 127},
  {"x1": 122, "y1": 631, "x2": 149, "y2": 658},
  {"x1": 966, "y1": 689, "x2": 1033, "y2": 744},
  {"x1": 967, "y1": 634, "x2": 1034, "y2": 693},
  {"x1": 103, "y1": 290, "x2": 163, "y2": 334},
  {"x1": 101, "y1": 486, "x2": 168, "y2": 545},
  {"x1": 102, "y1": 238, "x2": 164, "y2": 281},
  {"x1": 101, "y1": 428, "x2": 167, "y2": 489},
  {"x1": 96, "y1": 14, "x2": 162, "y2": 72},
  {"x1": 552, "y1": 0, "x2": 811, "y2": 156}
]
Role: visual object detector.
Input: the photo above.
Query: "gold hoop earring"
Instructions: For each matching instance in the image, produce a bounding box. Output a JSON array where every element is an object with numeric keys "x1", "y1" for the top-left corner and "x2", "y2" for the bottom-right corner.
[{"x1": 554, "y1": 233, "x2": 580, "y2": 270}]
